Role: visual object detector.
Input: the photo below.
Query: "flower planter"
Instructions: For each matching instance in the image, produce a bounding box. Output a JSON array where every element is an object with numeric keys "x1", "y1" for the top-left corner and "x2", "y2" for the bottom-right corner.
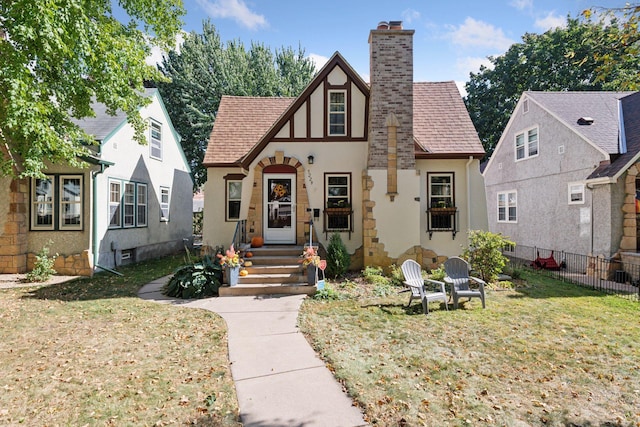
[
  {"x1": 428, "y1": 207, "x2": 457, "y2": 215},
  {"x1": 226, "y1": 266, "x2": 240, "y2": 287},
  {"x1": 325, "y1": 207, "x2": 352, "y2": 215},
  {"x1": 307, "y1": 264, "x2": 317, "y2": 285}
]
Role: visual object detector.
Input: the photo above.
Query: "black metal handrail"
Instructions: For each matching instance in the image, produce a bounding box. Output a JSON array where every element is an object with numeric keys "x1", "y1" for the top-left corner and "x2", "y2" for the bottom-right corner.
[{"x1": 232, "y1": 219, "x2": 247, "y2": 249}]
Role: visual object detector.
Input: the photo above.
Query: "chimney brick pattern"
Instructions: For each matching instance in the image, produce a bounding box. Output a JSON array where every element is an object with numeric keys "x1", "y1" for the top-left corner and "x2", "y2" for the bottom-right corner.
[{"x1": 368, "y1": 26, "x2": 415, "y2": 170}]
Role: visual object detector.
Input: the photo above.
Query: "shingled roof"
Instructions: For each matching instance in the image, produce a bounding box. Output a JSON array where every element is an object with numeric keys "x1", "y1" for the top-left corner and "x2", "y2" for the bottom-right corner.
[
  {"x1": 203, "y1": 96, "x2": 294, "y2": 166},
  {"x1": 72, "y1": 88, "x2": 156, "y2": 141},
  {"x1": 204, "y1": 81, "x2": 484, "y2": 166},
  {"x1": 526, "y1": 91, "x2": 634, "y2": 154},
  {"x1": 413, "y1": 81, "x2": 484, "y2": 157}
]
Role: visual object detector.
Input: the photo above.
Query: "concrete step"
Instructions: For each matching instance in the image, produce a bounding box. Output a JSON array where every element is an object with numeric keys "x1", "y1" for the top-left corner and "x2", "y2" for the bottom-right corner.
[
  {"x1": 245, "y1": 245, "x2": 304, "y2": 257},
  {"x1": 245, "y1": 265, "x2": 304, "y2": 275},
  {"x1": 238, "y1": 272, "x2": 306, "y2": 284},
  {"x1": 219, "y1": 283, "x2": 316, "y2": 296}
]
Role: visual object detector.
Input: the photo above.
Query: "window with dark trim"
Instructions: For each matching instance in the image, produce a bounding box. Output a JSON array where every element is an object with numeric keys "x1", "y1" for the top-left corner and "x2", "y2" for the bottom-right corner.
[
  {"x1": 328, "y1": 90, "x2": 346, "y2": 136},
  {"x1": 32, "y1": 175, "x2": 83, "y2": 231},
  {"x1": 226, "y1": 180, "x2": 242, "y2": 221},
  {"x1": 324, "y1": 173, "x2": 351, "y2": 231},
  {"x1": 427, "y1": 172, "x2": 455, "y2": 231}
]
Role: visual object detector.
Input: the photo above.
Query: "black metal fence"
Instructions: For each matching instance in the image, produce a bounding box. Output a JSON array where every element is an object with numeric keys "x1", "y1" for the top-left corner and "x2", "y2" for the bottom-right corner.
[{"x1": 502, "y1": 244, "x2": 640, "y2": 301}]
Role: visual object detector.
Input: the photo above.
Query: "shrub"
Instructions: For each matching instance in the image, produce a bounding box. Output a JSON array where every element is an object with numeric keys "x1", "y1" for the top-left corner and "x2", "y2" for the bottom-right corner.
[
  {"x1": 162, "y1": 254, "x2": 223, "y2": 299},
  {"x1": 428, "y1": 265, "x2": 446, "y2": 281},
  {"x1": 312, "y1": 284, "x2": 343, "y2": 300},
  {"x1": 326, "y1": 233, "x2": 350, "y2": 278},
  {"x1": 461, "y1": 230, "x2": 515, "y2": 282},
  {"x1": 26, "y1": 241, "x2": 57, "y2": 282},
  {"x1": 388, "y1": 264, "x2": 404, "y2": 286}
]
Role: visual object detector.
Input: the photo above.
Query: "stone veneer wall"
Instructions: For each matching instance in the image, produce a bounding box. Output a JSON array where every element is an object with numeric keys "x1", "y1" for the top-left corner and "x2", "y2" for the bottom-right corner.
[
  {"x1": 245, "y1": 151, "x2": 314, "y2": 246},
  {"x1": 620, "y1": 165, "x2": 639, "y2": 251},
  {"x1": 361, "y1": 171, "x2": 446, "y2": 271},
  {"x1": 0, "y1": 178, "x2": 28, "y2": 273}
]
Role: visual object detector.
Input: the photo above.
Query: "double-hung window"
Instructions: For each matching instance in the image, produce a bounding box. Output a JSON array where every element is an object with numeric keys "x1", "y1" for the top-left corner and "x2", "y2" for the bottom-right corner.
[
  {"x1": 109, "y1": 180, "x2": 122, "y2": 228},
  {"x1": 123, "y1": 183, "x2": 135, "y2": 227},
  {"x1": 427, "y1": 173, "x2": 455, "y2": 231},
  {"x1": 160, "y1": 187, "x2": 170, "y2": 221},
  {"x1": 515, "y1": 127, "x2": 539, "y2": 160},
  {"x1": 328, "y1": 90, "x2": 346, "y2": 136},
  {"x1": 568, "y1": 183, "x2": 585, "y2": 204},
  {"x1": 137, "y1": 183, "x2": 147, "y2": 226},
  {"x1": 226, "y1": 181, "x2": 242, "y2": 221},
  {"x1": 325, "y1": 173, "x2": 351, "y2": 231},
  {"x1": 32, "y1": 175, "x2": 83, "y2": 230},
  {"x1": 109, "y1": 179, "x2": 148, "y2": 228},
  {"x1": 497, "y1": 191, "x2": 517, "y2": 222},
  {"x1": 150, "y1": 120, "x2": 163, "y2": 160}
]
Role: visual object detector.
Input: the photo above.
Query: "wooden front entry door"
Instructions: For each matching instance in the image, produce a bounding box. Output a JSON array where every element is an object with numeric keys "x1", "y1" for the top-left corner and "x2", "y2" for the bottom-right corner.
[{"x1": 263, "y1": 173, "x2": 296, "y2": 244}]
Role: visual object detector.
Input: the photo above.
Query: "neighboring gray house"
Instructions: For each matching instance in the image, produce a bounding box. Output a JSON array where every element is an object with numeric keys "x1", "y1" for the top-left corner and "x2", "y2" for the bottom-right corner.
[
  {"x1": 483, "y1": 90, "x2": 640, "y2": 259},
  {"x1": 0, "y1": 88, "x2": 193, "y2": 275}
]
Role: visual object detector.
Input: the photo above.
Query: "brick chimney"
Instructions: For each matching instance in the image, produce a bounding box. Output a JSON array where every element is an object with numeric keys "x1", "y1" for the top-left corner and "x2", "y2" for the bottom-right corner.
[{"x1": 368, "y1": 20, "x2": 415, "y2": 171}]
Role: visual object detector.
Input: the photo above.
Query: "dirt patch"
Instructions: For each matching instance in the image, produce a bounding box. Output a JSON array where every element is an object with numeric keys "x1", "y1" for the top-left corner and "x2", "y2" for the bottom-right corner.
[{"x1": 0, "y1": 274, "x2": 79, "y2": 289}]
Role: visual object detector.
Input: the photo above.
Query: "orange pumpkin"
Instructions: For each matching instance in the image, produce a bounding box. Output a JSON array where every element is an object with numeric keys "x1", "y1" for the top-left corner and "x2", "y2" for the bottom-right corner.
[
  {"x1": 239, "y1": 269, "x2": 249, "y2": 277},
  {"x1": 245, "y1": 252, "x2": 253, "y2": 258},
  {"x1": 250, "y1": 236, "x2": 264, "y2": 248}
]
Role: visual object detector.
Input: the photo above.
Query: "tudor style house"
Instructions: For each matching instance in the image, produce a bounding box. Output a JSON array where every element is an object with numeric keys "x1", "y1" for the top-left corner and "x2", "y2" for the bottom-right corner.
[
  {"x1": 484, "y1": 90, "x2": 640, "y2": 260},
  {"x1": 0, "y1": 88, "x2": 193, "y2": 275},
  {"x1": 202, "y1": 21, "x2": 487, "y2": 270}
]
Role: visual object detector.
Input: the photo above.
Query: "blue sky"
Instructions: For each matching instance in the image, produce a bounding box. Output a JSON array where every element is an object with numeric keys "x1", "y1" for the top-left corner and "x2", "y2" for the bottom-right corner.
[{"x1": 144, "y1": 0, "x2": 628, "y2": 91}]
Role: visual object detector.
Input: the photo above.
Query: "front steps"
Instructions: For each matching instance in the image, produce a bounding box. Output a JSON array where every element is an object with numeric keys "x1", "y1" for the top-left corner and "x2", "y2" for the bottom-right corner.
[{"x1": 219, "y1": 245, "x2": 317, "y2": 296}]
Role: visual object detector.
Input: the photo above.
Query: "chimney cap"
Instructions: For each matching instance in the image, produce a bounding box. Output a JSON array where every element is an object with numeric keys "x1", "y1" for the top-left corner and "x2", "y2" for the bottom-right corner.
[
  {"x1": 389, "y1": 21, "x2": 403, "y2": 29},
  {"x1": 377, "y1": 21, "x2": 389, "y2": 30}
]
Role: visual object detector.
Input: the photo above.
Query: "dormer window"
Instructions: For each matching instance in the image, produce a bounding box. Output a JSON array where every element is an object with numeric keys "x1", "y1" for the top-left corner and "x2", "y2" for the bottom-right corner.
[{"x1": 328, "y1": 90, "x2": 346, "y2": 136}]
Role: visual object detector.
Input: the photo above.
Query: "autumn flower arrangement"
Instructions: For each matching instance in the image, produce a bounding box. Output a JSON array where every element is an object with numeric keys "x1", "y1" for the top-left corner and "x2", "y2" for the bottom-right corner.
[
  {"x1": 300, "y1": 246, "x2": 320, "y2": 267},
  {"x1": 217, "y1": 244, "x2": 243, "y2": 268}
]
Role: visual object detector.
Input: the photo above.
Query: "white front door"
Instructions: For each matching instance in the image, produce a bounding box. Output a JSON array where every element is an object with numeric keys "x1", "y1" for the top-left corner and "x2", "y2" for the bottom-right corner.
[{"x1": 263, "y1": 173, "x2": 296, "y2": 244}]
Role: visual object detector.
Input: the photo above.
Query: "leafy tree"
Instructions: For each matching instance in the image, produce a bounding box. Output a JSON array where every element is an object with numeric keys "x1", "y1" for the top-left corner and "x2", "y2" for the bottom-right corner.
[
  {"x1": 461, "y1": 230, "x2": 515, "y2": 282},
  {"x1": 465, "y1": 11, "x2": 640, "y2": 157},
  {"x1": 0, "y1": 0, "x2": 184, "y2": 178},
  {"x1": 156, "y1": 21, "x2": 316, "y2": 189}
]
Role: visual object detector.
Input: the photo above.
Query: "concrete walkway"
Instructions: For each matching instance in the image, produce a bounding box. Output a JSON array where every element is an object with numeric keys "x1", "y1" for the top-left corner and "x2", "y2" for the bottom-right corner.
[{"x1": 138, "y1": 277, "x2": 368, "y2": 427}]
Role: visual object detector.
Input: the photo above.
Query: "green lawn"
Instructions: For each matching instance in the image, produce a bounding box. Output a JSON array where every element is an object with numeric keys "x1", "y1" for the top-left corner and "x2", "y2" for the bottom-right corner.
[
  {"x1": 0, "y1": 255, "x2": 240, "y2": 427},
  {"x1": 299, "y1": 271, "x2": 640, "y2": 426}
]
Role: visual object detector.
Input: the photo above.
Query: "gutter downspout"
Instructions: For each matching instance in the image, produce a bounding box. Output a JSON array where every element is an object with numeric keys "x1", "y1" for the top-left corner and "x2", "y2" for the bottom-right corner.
[
  {"x1": 91, "y1": 161, "x2": 122, "y2": 276},
  {"x1": 466, "y1": 156, "x2": 473, "y2": 231}
]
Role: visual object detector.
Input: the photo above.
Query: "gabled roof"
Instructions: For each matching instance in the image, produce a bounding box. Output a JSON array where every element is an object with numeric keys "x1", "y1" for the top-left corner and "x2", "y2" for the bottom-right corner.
[
  {"x1": 204, "y1": 55, "x2": 484, "y2": 168},
  {"x1": 73, "y1": 88, "x2": 160, "y2": 142},
  {"x1": 526, "y1": 91, "x2": 633, "y2": 154},
  {"x1": 203, "y1": 96, "x2": 295, "y2": 166},
  {"x1": 413, "y1": 81, "x2": 484, "y2": 158}
]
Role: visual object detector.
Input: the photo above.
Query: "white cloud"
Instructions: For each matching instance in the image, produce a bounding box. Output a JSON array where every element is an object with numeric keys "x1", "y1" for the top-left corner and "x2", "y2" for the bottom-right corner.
[
  {"x1": 448, "y1": 17, "x2": 514, "y2": 51},
  {"x1": 195, "y1": 0, "x2": 267, "y2": 30},
  {"x1": 401, "y1": 9, "x2": 421, "y2": 24},
  {"x1": 534, "y1": 12, "x2": 567, "y2": 31},
  {"x1": 457, "y1": 56, "x2": 494, "y2": 77},
  {"x1": 307, "y1": 53, "x2": 329, "y2": 71},
  {"x1": 146, "y1": 32, "x2": 186, "y2": 66},
  {"x1": 510, "y1": 0, "x2": 533, "y2": 11}
]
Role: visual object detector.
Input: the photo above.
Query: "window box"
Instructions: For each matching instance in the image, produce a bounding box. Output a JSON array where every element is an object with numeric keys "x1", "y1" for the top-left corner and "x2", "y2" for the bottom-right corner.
[
  {"x1": 325, "y1": 207, "x2": 353, "y2": 215},
  {"x1": 427, "y1": 207, "x2": 457, "y2": 215}
]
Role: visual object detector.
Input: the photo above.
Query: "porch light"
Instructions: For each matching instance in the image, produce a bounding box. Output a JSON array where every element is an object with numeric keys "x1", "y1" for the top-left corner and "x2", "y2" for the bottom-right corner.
[{"x1": 307, "y1": 155, "x2": 314, "y2": 165}]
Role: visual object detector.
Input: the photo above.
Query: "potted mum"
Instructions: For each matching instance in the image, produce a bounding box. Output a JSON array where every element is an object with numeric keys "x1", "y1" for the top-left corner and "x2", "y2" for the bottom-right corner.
[
  {"x1": 300, "y1": 246, "x2": 320, "y2": 285},
  {"x1": 217, "y1": 244, "x2": 244, "y2": 286}
]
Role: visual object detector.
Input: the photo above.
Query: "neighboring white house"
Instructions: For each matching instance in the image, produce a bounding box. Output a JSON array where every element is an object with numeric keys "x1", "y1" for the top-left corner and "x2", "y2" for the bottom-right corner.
[
  {"x1": 0, "y1": 88, "x2": 193, "y2": 275},
  {"x1": 201, "y1": 21, "x2": 487, "y2": 270}
]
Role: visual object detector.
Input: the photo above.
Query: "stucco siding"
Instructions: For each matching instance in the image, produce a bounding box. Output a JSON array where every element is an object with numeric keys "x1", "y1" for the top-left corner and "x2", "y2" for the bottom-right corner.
[{"x1": 485, "y1": 97, "x2": 611, "y2": 256}]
